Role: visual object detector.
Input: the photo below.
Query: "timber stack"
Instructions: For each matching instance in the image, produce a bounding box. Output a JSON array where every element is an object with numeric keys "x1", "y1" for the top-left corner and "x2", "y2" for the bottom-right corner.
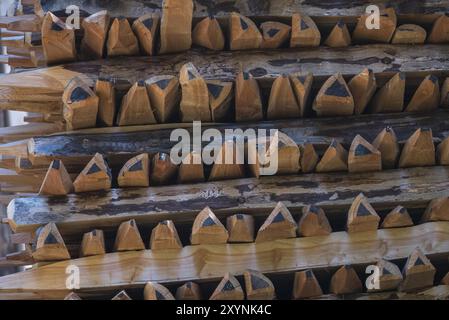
[{"x1": 0, "y1": 0, "x2": 449, "y2": 301}]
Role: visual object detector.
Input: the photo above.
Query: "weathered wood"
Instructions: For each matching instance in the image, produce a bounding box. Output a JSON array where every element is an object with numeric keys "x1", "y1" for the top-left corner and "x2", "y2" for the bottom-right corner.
[
  {"x1": 143, "y1": 282, "x2": 174, "y2": 300},
  {"x1": 209, "y1": 273, "x2": 244, "y2": 300},
  {"x1": 329, "y1": 266, "x2": 363, "y2": 294},
  {"x1": 176, "y1": 282, "x2": 202, "y2": 300},
  {"x1": 392, "y1": 24, "x2": 427, "y2": 44},
  {"x1": 2, "y1": 45, "x2": 449, "y2": 114},
  {"x1": 6, "y1": 166, "x2": 449, "y2": 236},
  {"x1": 159, "y1": 0, "x2": 193, "y2": 54},
  {"x1": 292, "y1": 270, "x2": 323, "y2": 299},
  {"x1": 0, "y1": 222, "x2": 448, "y2": 299},
  {"x1": 243, "y1": 270, "x2": 276, "y2": 300}
]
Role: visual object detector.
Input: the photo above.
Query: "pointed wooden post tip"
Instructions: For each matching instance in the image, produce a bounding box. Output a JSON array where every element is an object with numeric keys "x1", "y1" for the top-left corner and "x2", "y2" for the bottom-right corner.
[
  {"x1": 118, "y1": 153, "x2": 150, "y2": 188},
  {"x1": 207, "y1": 80, "x2": 234, "y2": 122},
  {"x1": 145, "y1": 75, "x2": 180, "y2": 123},
  {"x1": 392, "y1": 24, "x2": 427, "y2": 44},
  {"x1": 421, "y1": 197, "x2": 449, "y2": 222},
  {"x1": 256, "y1": 202, "x2": 297, "y2": 243},
  {"x1": 399, "y1": 247, "x2": 436, "y2": 292},
  {"x1": 132, "y1": 14, "x2": 159, "y2": 56},
  {"x1": 381, "y1": 206, "x2": 414, "y2": 228},
  {"x1": 398, "y1": 128, "x2": 436, "y2": 168},
  {"x1": 114, "y1": 219, "x2": 145, "y2": 252},
  {"x1": 298, "y1": 205, "x2": 332, "y2": 237},
  {"x1": 191, "y1": 207, "x2": 229, "y2": 245},
  {"x1": 178, "y1": 151, "x2": 205, "y2": 184},
  {"x1": 151, "y1": 152, "x2": 178, "y2": 186},
  {"x1": 193, "y1": 16, "x2": 225, "y2": 51},
  {"x1": 316, "y1": 140, "x2": 348, "y2": 173},
  {"x1": 244, "y1": 269, "x2": 276, "y2": 300},
  {"x1": 268, "y1": 74, "x2": 301, "y2": 120},
  {"x1": 209, "y1": 140, "x2": 246, "y2": 181},
  {"x1": 210, "y1": 273, "x2": 244, "y2": 300},
  {"x1": 292, "y1": 269, "x2": 323, "y2": 299},
  {"x1": 227, "y1": 214, "x2": 255, "y2": 243},
  {"x1": 118, "y1": 80, "x2": 157, "y2": 126},
  {"x1": 176, "y1": 282, "x2": 202, "y2": 300},
  {"x1": 371, "y1": 72, "x2": 405, "y2": 113},
  {"x1": 290, "y1": 13, "x2": 321, "y2": 47},
  {"x1": 300, "y1": 143, "x2": 318, "y2": 173},
  {"x1": 324, "y1": 20, "x2": 351, "y2": 48},
  {"x1": 405, "y1": 75, "x2": 440, "y2": 113},
  {"x1": 95, "y1": 77, "x2": 116, "y2": 127},
  {"x1": 64, "y1": 292, "x2": 82, "y2": 300},
  {"x1": 437, "y1": 136, "x2": 449, "y2": 165},
  {"x1": 348, "y1": 68, "x2": 377, "y2": 115},
  {"x1": 352, "y1": 7, "x2": 397, "y2": 43},
  {"x1": 229, "y1": 12, "x2": 262, "y2": 50},
  {"x1": 235, "y1": 71, "x2": 263, "y2": 122},
  {"x1": 42, "y1": 12, "x2": 77, "y2": 64},
  {"x1": 347, "y1": 193, "x2": 380, "y2": 233},
  {"x1": 144, "y1": 282, "x2": 175, "y2": 300},
  {"x1": 150, "y1": 220, "x2": 183, "y2": 250},
  {"x1": 107, "y1": 17, "x2": 139, "y2": 57},
  {"x1": 428, "y1": 14, "x2": 449, "y2": 44},
  {"x1": 368, "y1": 259, "x2": 403, "y2": 292},
  {"x1": 112, "y1": 290, "x2": 132, "y2": 300},
  {"x1": 33, "y1": 222, "x2": 70, "y2": 261},
  {"x1": 290, "y1": 72, "x2": 313, "y2": 118},
  {"x1": 81, "y1": 10, "x2": 110, "y2": 59},
  {"x1": 260, "y1": 21, "x2": 291, "y2": 49},
  {"x1": 39, "y1": 159, "x2": 73, "y2": 196},
  {"x1": 80, "y1": 229, "x2": 106, "y2": 257},
  {"x1": 348, "y1": 134, "x2": 382, "y2": 173},
  {"x1": 73, "y1": 153, "x2": 112, "y2": 193},
  {"x1": 372, "y1": 127, "x2": 399, "y2": 169},
  {"x1": 159, "y1": 0, "x2": 193, "y2": 54},
  {"x1": 330, "y1": 265, "x2": 363, "y2": 294},
  {"x1": 313, "y1": 73, "x2": 354, "y2": 117}
]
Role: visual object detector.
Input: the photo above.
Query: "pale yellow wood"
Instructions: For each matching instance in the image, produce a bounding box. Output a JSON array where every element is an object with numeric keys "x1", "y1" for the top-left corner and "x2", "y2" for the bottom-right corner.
[{"x1": 159, "y1": 0, "x2": 193, "y2": 54}]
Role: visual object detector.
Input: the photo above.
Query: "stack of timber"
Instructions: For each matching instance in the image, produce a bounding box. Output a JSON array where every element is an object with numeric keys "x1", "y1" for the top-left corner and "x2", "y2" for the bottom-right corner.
[{"x1": 0, "y1": 0, "x2": 449, "y2": 301}]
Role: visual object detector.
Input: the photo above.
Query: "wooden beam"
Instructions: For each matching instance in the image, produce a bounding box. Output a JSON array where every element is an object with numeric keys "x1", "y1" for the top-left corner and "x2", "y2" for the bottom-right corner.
[
  {"x1": 1, "y1": 45, "x2": 448, "y2": 114},
  {"x1": 7, "y1": 166, "x2": 449, "y2": 235},
  {"x1": 1, "y1": 222, "x2": 447, "y2": 299}
]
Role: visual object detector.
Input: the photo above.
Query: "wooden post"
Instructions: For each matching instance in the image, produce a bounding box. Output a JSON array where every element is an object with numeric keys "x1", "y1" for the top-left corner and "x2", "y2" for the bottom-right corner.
[
  {"x1": 347, "y1": 193, "x2": 380, "y2": 233},
  {"x1": 255, "y1": 202, "x2": 297, "y2": 242},
  {"x1": 368, "y1": 259, "x2": 403, "y2": 292},
  {"x1": 80, "y1": 229, "x2": 106, "y2": 257},
  {"x1": 176, "y1": 282, "x2": 202, "y2": 300},
  {"x1": 117, "y1": 81, "x2": 157, "y2": 126},
  {"x1": 33, "y1": 222, "x2": 70, "y2": 261},
  {"x1": 192, "y1": 16, "x2": 225, "y2": 51},
  {"x1": 290, "y1": 13, "x2": 321, "y2": 47},
  {"x1": 381, "y1": 206, "x2": 414, "y2": 228},
  {"x1": 441, "y1": 78, "x2": 449, "y2": 108},
  {"x1": 405, "y1": 75, "x2": 440, "y2": 112},
  {"x1": 112, "y1": 291, "x2": 132, "y2": 300},
  {"x1": 272, "y1": 131, "x2": 301, "y2": 175},
  {"x1": 159, "y1": 0, "x2": 193, "y2": 54},
  {"x1": 95, "y1": 77, "x2": 116, "y2": 127},
  {"x1": 229, "y1": 13, "x2": 262, "y2": 50},
  {"x1": 290, "y1": 72, "x2": 313, "y2": 118},
  {"x1": 313, "y1": 73, "x2": 354, "y2": 117},
  {"x1": 207, "y1": 80, "x2": 234, "y2": 122},
  {"x1": 267, "y1": 74, "x2": 301, "y2": 119},
  {"x1": 227, "y1": 214, "x2": 255, "y2": 243},
  {"x1": 244, "y1": 270, "x2": 276, "y2": 300},
  {"x1": 150, "y1": 152, "x2": 178, "y2": 185},
  {"x1": 178, "y1": 152, "x2": 205, "y2": 184},
  {"x1": 324, "y1": 21, "x2": 351, "y2": 47},
  {"x1": 260, "y1": 21, "x2": 291, "y2": 49},
  {"x1": 144, "y1": 282, "x2": 175, "y2": 300},
  {"x1": 64, "y1": 292, "x2": 82, "y2": 300},
  {"x1": 114, "y1": 219, "x2": 145, "y2": 252},
  {"x1": 421, "y1": 197, "x2": 449, "y2": 222},
  {"x1": 41, "y1": 12, "x2": 76, "y2": 64},
  {"x1": 73, "y1": 153, "x2": 112, "y2": 193},
  {"x1": 437, "y1": 137, "x2": 449, "y2": 165},
  {"x1": 81, "y1": 10, "x2": 110, "y2": 59},
  {"x1": 118, "y1": 153, "x2": 150, "y2": 188},
  {"x1": 107, "y1": 17, "x2": 139, "y2": 57},
  {"x1": 209, "y1": 141, "x2": 246, "y2": 181},
  {"x1": 292, "y1": 270, "x2": 323, "y2": 299},
  {"x1": 235, "y1": 71, "x2": 263, "y2": 122},
  {"x1": 428, "y1": 14, "x2": 449, "y2": 44},
  {"x1": 298, "y1": 205, "x2": 332, "y2": 237},
  {"x1": 39, "y1": 159, "x2": 73, "y2": 196},
  {"x1": 316, "y1": 140, "x2": 348, "y2": 173},
  {"x1": 300, "y1": 143, "x2": 319, "y2": 173},
  {"x1": 348, "y1": 68, "x2": 377, "y2": 115},
  {"x1": 398, "y1": 128, "x2": 435, "y2": 168},
  {"x1": 150, "y1": 220, "x2": 183, "y2": 250},
  {"x1": 392, "y1": 24, "x2": 427, "y2": 44},
  {"x1": 190, "y1": 207, "x2": 229, "y2": 245},
  {"x1": 372, "y1": 127, "x2": 399, "y2": 169},
  {"x1": 348, "y1": 134, "x2": 382, "y2": 173},
  {"x1": 330, "y1": 265, "x2": 363, "y2": 294},
  {"x1": 371, "y1": 72, "x2": 405, "y2": 113},
  {"x1": 62, "y1": 77, "x2": 99, "y2": 131},
  {"x1": 210, "y1": 273, "x2": 244, "y2": 300},
  {"x1": 352, "y1": 7, "x2": 397, "y2": 43},
  {"x1": 399, "y1": 247, "x2": 436, "y2": 292},
  {"x1": 179, "y1": 62, "x2": 211, "y2": 122},
  {"x1": 145, "y1": 75, "x2": 180, "y2": 123},
  {"x1": 132, "y1": 14, "x2": 159, "y2": 56}
]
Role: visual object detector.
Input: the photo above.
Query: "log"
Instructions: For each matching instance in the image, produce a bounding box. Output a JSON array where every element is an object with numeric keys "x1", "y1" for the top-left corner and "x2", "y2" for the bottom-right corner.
[
  {"x1": 292, "y1": 270, "x2": 323, "y2": 299},
  {"x1": 405, "y1": 75, "x2": 440, "y2": 113},
  {"x1": 381, "y1": 206, "x2": 414, "y2": 229},
  {"x1": 80, "y1": 229, "x2": 106, "y2": 257},
  {"x1": 290, "y1": 72, "x2": 313, "y2": 117},
  {"x1": 313, "y1": 73, "x2": 354, "y2": 117},
  {"x1": 159, "y1": 0, "x2": 193, "y2": 54},
  {"x1": 267, "y1": 74, "x2": 300, "y2": 119},
  {"x1": 107, "y1": 17, "x2": 139, "y2": 57},
  {"x1": 117, "y1": 153, "x2": 150, "y2": 188},
  {"x1": 226, "y1": 214, "x2": 254, "y2": 243},
  {"x1": 329, "y1": 266, "x2": 363, "y2": 294},
  {"x1": 6, "y1": 166, "x2": 449, "y2": 235},
  {"x1": 255, "y1": 202, "x2": 297, "y2": 243},
  {"x1": 178, "y1": 152, "x2": 205, "y2": 184},
  {"x1": 428, "y1": 14, "x2": 449, "y2": 44},
  {"x1": 348, "y1": 68, "x2": 377, "y2": 115},
  {"x1": 117, "y1": 81, "x2": 157, "y2": 126},
  {"x1": 190, "y1": 207, "x2": 228, "y2": 245},
  {"x1": 39, "y1": 160, "x2": 73, "y2": 196},
  {"x1": 392, "y1": 24, "x2": 427, "y2": 44},
  {"x1": 2, "y1": 45, "x2": 449, "y2": 114},
  {"x1": 114, "y1": 219, "x2": 145, "y2": 252},
  {"x1": 260, "y1": 21, "x2": 291, "y2": 49},
  {"x1": 207, "y1": 80, "x2": 233, "y2": 122},
  {"x1": 208, "y1": 141, "x2": 245, "y2": 181},
  {"x1": 235, "y1": 71, "x2": 263, "y2": 122},
  {"x1": 352, "y1": 7, "x2": 397, "y2": 44},
  {"x1": 132, "y1": 14, "x2": 159, "y2": 56},
  {"x1": 348, "y1": 134, "x2": 382, "y2": 173},
  {"x1": 145, "y1": 75, "x2": 180, "y2": 123},
  {"x1": 298, "y1": 205, "x2": 332, "y2": 237},
  {"x1": 421, "y1": 197, "x2": 449, "y2": 222},
  {"x1": 315, "y1": 140, "x2": 348, "y2": 173},
  {"x1": 32, "y1": 222, "x2": 70, "y2": 261},
  {"x1": 372, "y1": 127, "x2": 399, "y2": 169},
  {"x1": 192, "y1": 16, "x2": 225, "y2": 51},
  {"x1": 324, "y1": 21, "x2": 351, "y2": 48},
  {"x1": 300, "y1": 143, "x2": 318, "y2": 173},
  {"x1": 150, "y1": 220, "x2": 182, "y2": 250},
  {"x1": 1, "y1": 222, "x2": 447, "y2": 299},
  {"x1": 371, "y1": 72, "x2": 405, "y2": 113},
  {"x1": 41, "y1": 12, "x2": 76, "y2": 64},
  {"x1": 399, "y1": 248, "x2": 436, "y2": 292},
  {"x1": 398, "y1": 128, "x2": 436, "y2": 168},
  {"x1": 290, "y1": 13, "x2": 320, "y2": 48},
  {"x1": 150, "y1": 152, "x2": 178, "y2": 185},
  {"x1": 346, "y1": 193, "x2": 380, "y2": 233},
  {"x1": 73, "y1": 153, "x2": 112, "y2": 193}
]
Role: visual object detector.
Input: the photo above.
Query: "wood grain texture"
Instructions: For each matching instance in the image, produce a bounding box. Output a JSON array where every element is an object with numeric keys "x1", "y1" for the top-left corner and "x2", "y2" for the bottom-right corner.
[
  {"x1": 0, "y1": 221, "x2": 448, "y2": 299},
  {"x1": 1, "y1": 44, "x2": 449, "y2": 113},
  {"x1": 27, "y1": 110, "x2": 449, "y2": 167},
  {"x1": 6, "y1": 166, "x2": 449, "y2": 235}
]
